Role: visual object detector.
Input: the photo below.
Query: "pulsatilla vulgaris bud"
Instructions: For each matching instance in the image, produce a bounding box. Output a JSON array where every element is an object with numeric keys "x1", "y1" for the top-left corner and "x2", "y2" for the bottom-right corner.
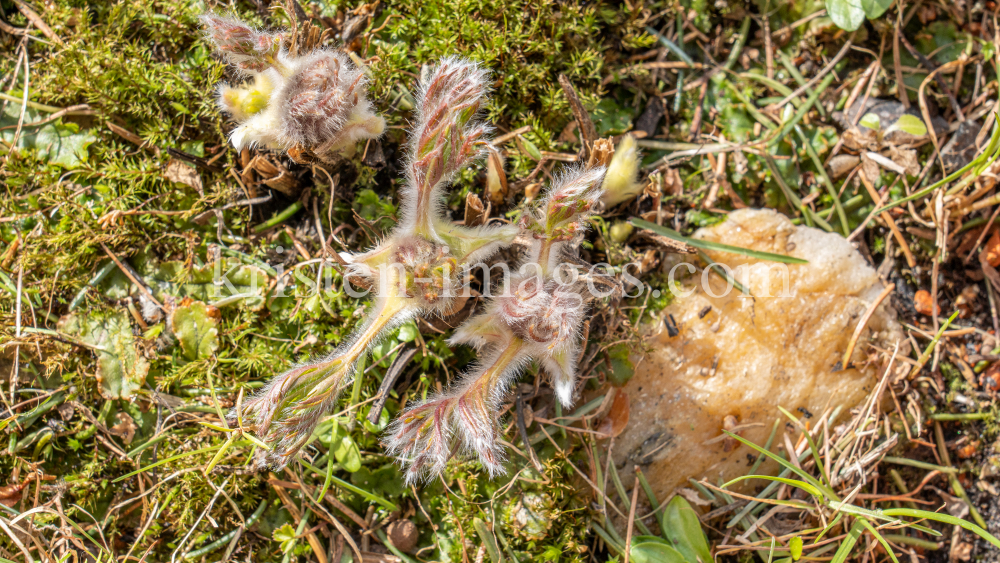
[
  {"x1": 200, "y1": 14, "x2": 283, "y2": 74},
  {"x1": 276, "y1": 51, "x2": 385, "y2": 154},
  {"x1": 201, "y1": 13, "x2": 385, "y2": 159}
]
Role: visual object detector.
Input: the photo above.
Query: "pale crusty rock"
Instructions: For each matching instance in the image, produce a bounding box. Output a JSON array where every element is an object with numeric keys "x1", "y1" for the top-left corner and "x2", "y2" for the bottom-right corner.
[{"x1": 613, "y1": 208, "x2": 904, "y2": 499}]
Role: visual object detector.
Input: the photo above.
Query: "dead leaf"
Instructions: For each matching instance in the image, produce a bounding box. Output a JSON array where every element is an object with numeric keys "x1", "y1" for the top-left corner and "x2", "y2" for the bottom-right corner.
[
  {"x1": 164, "y1": 159, "x2": 202, "y2": 191},
  {"x1": 597, "y1": 389, "x2": 629, "y2": 438},
  {"x1": 828, "y1": 154, "x2": 860, "y2": 179},
  {"x1": 464, "y1": 193, "x2": 488, "y2": 227},
  {"x1": 0, "y1": 480, "x2": 28, "y2": 508},
  {"x1": 111, "y1": 411, "x2": 137, "y2": 445},
  {"x1": 677, "y1": 487, "x2": 713, "y2": 506},
  {"x1": 885, "y1": 146, "x2": 920, "y2": 176}
]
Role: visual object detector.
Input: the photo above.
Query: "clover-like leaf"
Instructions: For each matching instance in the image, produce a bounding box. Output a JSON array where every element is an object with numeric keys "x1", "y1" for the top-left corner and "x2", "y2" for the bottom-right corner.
[
  {"x1": 592, "y1": 98, "x2": 634, "y2": 136},
  {"x1": 861, "y1": 0, "x2": 893, "y2": 19},
  {"x1": 826, "y1": 0, "x2": 866, "y2": 31},
  {"x1": 350, "y1": 464, "x2": 405, "y2": 498},
  {"x1": 333, "y1": 432, "x2": 362, "y2": 473},
  {"x1": 1, "y1": 104, "x2": 96, "y2": 168},
  {"x1": 145, "y1": 260, "x2": 269, "y2": 310},
  {"x1": 859, "y1": 112, "x2": 881, "y2": 131},
  {"x1": 887, "y1": 114, "x2": 928, "y2": 137},
  {"x1": 170, "y1": 299, "x2": 219, "y2": 361},
  {"x1": 58, "y1": 310, "x2": 149, "y2": 399},
  {"x1": 272, "y1": 523, "x2": 298, "y2": 554}
]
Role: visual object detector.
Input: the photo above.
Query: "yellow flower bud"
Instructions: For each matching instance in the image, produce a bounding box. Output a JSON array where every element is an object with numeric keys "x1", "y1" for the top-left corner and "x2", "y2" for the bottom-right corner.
[{"x1": 601, "y1": 134, "x2": 643, "y2": 206}]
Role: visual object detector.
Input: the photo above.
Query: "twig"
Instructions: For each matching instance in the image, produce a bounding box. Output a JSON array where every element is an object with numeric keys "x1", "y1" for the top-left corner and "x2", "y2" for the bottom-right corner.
[
  {"x1": 515, "y1": 389, "x2": 544, "y2": 472},
  {"x1": 99, "y1": 242, "x2": 164, "y2": 311},
  {"x1": 770, "y1": 34, "x2": 854, "y2": 110},
  {"x1": 558, "y1": 74, "x2": 597, "y2": 159},
  {"x1": 898, "y1": 32, "x2": 964, "y2": 120},
  {"x1": 367, "y1": 347, "x2": 416, "y2": 424},
  {"x1": 858, "y1": 170, "x2": 917, "y2": 267},
  {"x1": 11, "y1": 0, "x2": 61, "y2": 44},
  {"x1": 842, "y1": 283, "x2": 896, "y2": 367},
  {"x1": 623, "y1": 479, "x2": 639, "y2": 563}
]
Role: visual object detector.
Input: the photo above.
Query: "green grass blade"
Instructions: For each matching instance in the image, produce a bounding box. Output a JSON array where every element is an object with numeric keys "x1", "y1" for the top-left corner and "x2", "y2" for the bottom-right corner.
[
  {"x1": 636, "y1": 468, "x2": 669, "y2": 538},
  {"x1": 794, "y1": 126, "x2": 848, "y2": 236},
  {"x1": 591, "y1": 521, "x2": 625, "y2": 554},
  {"x1": 698, "y1": 250, "x2": 751, "y2": 296},
  {"x1": 720, "y1": 475, "x2": 823, "y2": 499},
  {"x1": 204, "y1": 434, "x2": 237, "y2": 473},
  {"x1": 113, "y1": 443, "x2": 225, "y2": 482},
  {"x1": 630, "y1": 218, "x2": 808, "y2": 264},
  {"x1": 298, "y1": 459, "x2": 398, "y2": 510},
  {"x1": 777, "y1": 407, "x2": 830, "y2": 486},
  {"x1": 830, "y1": 520, "x2": 866, "y2": 563},
  {"x1": 882, "y1": 508, "x2": 1000, "y2": 548},
  {"x1": 814, "y1": 512, "x2": 843, "y2": 543},
  {"x1": 858, "y1": 519, "x2": 901, "y2": 563},
  {"x1": 722, "y1": 431, "x2": 837, "y2": 500},
  {"x1": 875, "y1": 115, "x2": 1000, "y2": 214},
  {"x1": 608, "y1": 458, "x2": 653, "y2": 536}
]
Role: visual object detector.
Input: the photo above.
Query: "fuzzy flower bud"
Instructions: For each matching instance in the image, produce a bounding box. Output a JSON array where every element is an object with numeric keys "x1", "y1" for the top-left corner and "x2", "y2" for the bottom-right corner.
[
  {"x1": 217, "y1": 73, "x2": 276, "y2": 123},
  {"x1": 404, "y1": 57, "x2": 491, "y2": 236},
  {"x1": 236, "y1": 359, "x2": 348, "y2": 468},
  {"x1": 200, "y1": 14, "x2": 283, "y2": 74},
  {"x1": 202, "y1": 13, "x2": 384, "y2": 158},
  {"x1": 523, "y1": 166, "x2": 606, "y2": 243},
  {"x1": 385, "y1": 340, "x2": 529, "y2": 483},
  {"x1": 601, "y1": 134, "x2": 643, "y2": 206},
  {"x1": 276, "y1": 51, "x2": 385, "y2": 154}
]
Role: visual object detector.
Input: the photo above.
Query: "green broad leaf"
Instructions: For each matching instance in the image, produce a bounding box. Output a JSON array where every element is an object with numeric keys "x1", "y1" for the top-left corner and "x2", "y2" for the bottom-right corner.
[
  {"x1": 472, "y1": 518, "x2": 502, "y2": 563},
  {"x1": 0, "y1": 103, "x2": 96, "y2": 168},
  {"x1": 170, "y1": 300, "x2": 219, "y2": 361},
  {"x1": 861, "y1": 0, "x2": 893, "y2": 19},
  {"x1": 630, "y1": 541, "x2": 688, "y2": 563},
  {"x1": 663, "y1": 496, "x2": 713, "y2": 563},
  {"x1": 363, "y1": 405, "x2": 390, "y2": 433},
  {"x1": 889, "y1": 114, "x2": 928, "y2": 136},
  {"x1": 607, "y1": 343, "x2": 635, "y2": 387},
  {"x1": 826, "y1": 0, "x2": 866, "y2": 31},
  {"x1": 145, "y1": 260, "x2": 270, "y2": 310},
  {"x1": 630, "y1": 218, "x2": 808, "y2": 264},
  {"x1": 518, "y1": 136, "x2": 542, "y2": 161},
  {"x1": 631, "y1": 536, "x2": 672, "y2": 546},
  {"x1": 592, "y1": 98, "x2": 634, "y2": 136},
  {"x1": 58, "y1": 310, "x2": 149, "y2": 399},
  {"x1": 790, "y1": 536, "x2": 803, "y2": 560},
  {"x1": 859, "y1": 112, "x2": 881, "y2": 131},
  {"x1": 397, "y1": 321, "x2": 419, "y2": 342},
  {"x1": 334, "y1": 433, "x2": 362, "y2": 473},
  {"x1": 273, "y1": 523, "x2": 298, "y2": 553}
]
